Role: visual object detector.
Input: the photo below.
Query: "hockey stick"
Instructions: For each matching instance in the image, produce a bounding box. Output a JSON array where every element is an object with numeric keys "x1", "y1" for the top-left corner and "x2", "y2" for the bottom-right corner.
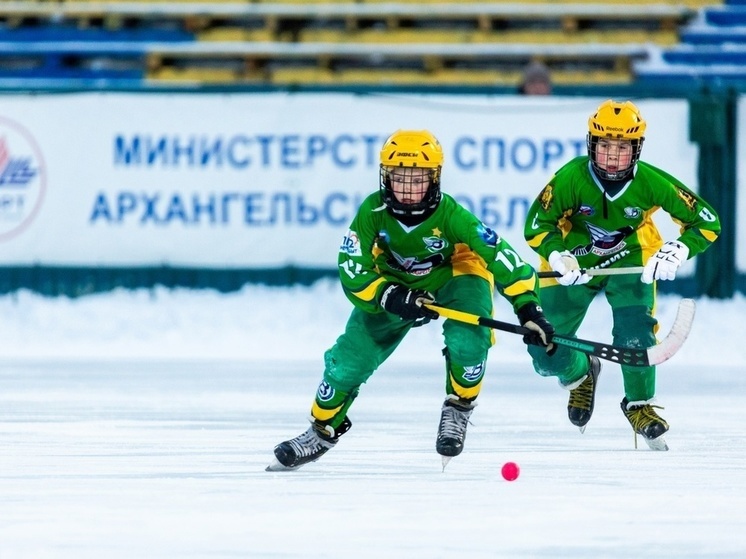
[
  {"x1": 537, "y1": 266, "x2": 644, "y2": 278},
  {"x1": 424, "y1": 298, "x2": 695, "y2": 367}
]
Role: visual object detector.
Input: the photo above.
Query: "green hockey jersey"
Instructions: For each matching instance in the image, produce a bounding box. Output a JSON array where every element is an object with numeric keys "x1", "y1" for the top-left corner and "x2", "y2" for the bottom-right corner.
[
  {"x1": 524, "y1": 156, "x2": 721, "y2": 271},
  {"x1": 339, "y1": 192, "x2": 540, "y2": 314}
]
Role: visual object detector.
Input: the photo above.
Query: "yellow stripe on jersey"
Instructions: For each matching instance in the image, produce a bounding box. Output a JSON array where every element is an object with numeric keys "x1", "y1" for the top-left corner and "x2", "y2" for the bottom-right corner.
[
  {"x1": 526, "y1": 231, "x2": 549, "y2": 248},
  {"x1": 700, "y1": 228, "x2": 718, "y2": 242},
  {"x1": 637, "y1": 210, "x2": 664, "y2": 262},
  {"x1": 503, "y1": 277, "x2": 537, "y2": 297},
  {"x1": 451, "y1": 244, "x2": 493, "y2": 284},
  {"x1": 351, "y1": 276, "x2": 387, "y2": 302}
]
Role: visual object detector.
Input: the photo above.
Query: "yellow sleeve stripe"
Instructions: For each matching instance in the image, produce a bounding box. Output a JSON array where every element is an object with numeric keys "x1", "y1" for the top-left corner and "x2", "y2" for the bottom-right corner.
[
  {"x1": 527, "y1": 231, "x2": 549, "y2": 248},
  {"x1": 503, "y1": 277, "x2": 537, "y2": 297},
  {"x1": 351, "y1": 276, "x2": 387, "y2": 302},
  {"x1": 699, "y1": 229, "x2": 719, "y2": 242}
]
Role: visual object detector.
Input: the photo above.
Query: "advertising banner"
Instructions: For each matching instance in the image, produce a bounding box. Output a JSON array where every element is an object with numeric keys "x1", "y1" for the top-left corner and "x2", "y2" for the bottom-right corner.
[{"x1": 0, "y1": 93, "x2": 696, "y2": 271}]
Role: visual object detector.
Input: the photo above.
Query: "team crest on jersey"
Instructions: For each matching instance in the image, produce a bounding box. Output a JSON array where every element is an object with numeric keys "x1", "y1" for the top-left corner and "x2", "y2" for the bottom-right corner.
[
  {"x1": 539, "y1": 184, "x2": 554, "y2": 211},
  {"x1": 624, "y1": 206, "x2": 642, "y2": 219},
  {"x1": 423, "y1": 235, "x2": 448, "y2": 253},
  {"x1": 578, "y1": 205, "x2": 595, "y2": 216},
  {"x1": 676, "y1": 187, "x2": 697, "y2": 212},
  {"x1": 477, "y1": 224, "x2": 500, "y2": 247},
  {"x1": 316, "y1": 381, "x2": 335, "y2": 402},
  {"x1": 463, "y1": 362, "x2": 485, "y2": 382},
  {"x1": 388, "y1": 249, "x2": 444, "y2": 276},
  {"x1": 570, "y1": 223, "x2": 635, "y2": 257},
  {"x1": 340, "y1": 230, "x2": 362, "y2": 256}
]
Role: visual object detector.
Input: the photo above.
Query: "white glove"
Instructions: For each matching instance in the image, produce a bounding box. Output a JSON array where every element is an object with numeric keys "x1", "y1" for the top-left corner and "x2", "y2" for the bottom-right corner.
[
  {"x1": 641, "y1": 240, "x2": 689, "y2": 284},
  {"x1": 548, "y1": 250, "x2": 591, "y2": 286}
]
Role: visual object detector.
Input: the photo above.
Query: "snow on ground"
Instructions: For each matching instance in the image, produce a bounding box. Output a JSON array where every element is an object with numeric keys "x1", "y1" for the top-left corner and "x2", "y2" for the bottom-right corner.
[
  {"x1": 0, "y1": 279, "x2": 743, "y2": 366},
  {"x1": 1, "y1": 283, "x2": 744, "y2": 558}
]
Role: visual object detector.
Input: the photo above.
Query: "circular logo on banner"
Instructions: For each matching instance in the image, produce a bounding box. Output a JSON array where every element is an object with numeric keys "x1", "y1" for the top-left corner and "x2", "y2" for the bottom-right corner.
[{"x1": 0, "y1": 117, "x2": 46, "y2": 242}]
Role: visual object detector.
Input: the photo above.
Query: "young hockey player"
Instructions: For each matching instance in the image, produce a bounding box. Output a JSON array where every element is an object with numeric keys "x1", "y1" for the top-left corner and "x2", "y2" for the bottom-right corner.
[
  {"x1": 267, "y1": 129, "x2": 555, "y2": 471},
  {"x1": 523, "y1": 100, "x2": 721, "y2": 450}
]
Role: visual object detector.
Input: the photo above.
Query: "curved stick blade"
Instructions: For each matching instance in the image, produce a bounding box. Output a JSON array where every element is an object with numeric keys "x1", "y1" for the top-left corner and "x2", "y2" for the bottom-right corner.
[{"x1": 647, "y1": 298, "x2": 696, "y2": 366}]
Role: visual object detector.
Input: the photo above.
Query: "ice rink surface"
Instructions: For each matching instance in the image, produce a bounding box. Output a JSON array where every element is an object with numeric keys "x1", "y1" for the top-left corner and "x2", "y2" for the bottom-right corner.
[
  {"x1": 1, "y1": 286, "x2": 744, "y2": 557},
  {"x1": 2, "y1": 357, "x2": 745, "y2": 559}
]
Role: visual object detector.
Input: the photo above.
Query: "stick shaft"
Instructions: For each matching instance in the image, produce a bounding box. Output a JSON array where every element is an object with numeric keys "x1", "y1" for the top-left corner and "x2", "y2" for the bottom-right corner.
[
  {"x1": 425, "y1": 303, "x2": 652, "y2": 366},
  {"x1": 537, "y1": 266, "x2": 644, "y2": 279},
  {"x1": 424, "y1": 299, "x2": 694, "y2": 367}
]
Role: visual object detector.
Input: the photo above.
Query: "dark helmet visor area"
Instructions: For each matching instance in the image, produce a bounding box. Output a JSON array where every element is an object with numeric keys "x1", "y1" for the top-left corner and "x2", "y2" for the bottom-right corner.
[
  {"x1": 379, "y1": 165, "x2": 441, "y2": 216},
  {"x1": 587, "y1": 135, "x2": 644, "y2": 181}
]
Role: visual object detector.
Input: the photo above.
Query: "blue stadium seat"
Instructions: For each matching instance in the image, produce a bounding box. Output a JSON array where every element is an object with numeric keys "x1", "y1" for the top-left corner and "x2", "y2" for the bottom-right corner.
[
  {"x1": 663, "y1": 48, "x2": 746, "y2": 65},
  {"x1": 705, "y1": 6, "x2": 746, "y2": 25},
  {"x1": 0, "y1": 27, "x2": 193, "y2": 42},
  {"x1": 0, "y1": 42, "x2": 147, "y2": 83},
  {"x1": 635, "y1": 0, "x2": 746, "y2": 89},
  {"x1": 681, "y1": 29, "x2": 746, "y2": 45}
]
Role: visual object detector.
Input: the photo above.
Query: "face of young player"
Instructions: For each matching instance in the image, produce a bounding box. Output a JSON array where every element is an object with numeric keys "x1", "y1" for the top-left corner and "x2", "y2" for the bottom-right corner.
[
  {"x1": 387, "y1": 167, "x2": 431, "y2": 205},
  {"x1": 594, "y1": 138, "x2": 634, "y2": 175}
]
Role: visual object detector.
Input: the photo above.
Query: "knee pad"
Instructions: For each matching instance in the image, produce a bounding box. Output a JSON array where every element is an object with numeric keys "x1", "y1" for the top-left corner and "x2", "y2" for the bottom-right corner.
[
  {"x1": 443, "y1": 347, "x2": 485, "y2": 401},
  {"x1": 528, "y1": 342, "x2": 586, "y2": 383},
  {"x1": 310, "y1": 379, "x2": 359, "y2": 430},
  {"x1": 443, "y1": 321, "x2": 492, "y2": 365},
  {"x1": 612, "y1": 306, "x2": 656, "y2": 349}
]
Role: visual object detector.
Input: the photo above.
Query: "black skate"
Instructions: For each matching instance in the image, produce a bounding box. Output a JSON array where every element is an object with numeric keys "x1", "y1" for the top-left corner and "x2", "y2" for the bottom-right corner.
[
  {"x1": 621, "y1": 398, "x2": 669, "y2": 451},
  {"x1": 567, "y1": 355, "x2": 602, "y2": 433},
  {"x1": 266, "y1": 416, "x2": 352, "y2": 471},
  {"x1": 436, "y1": 395, "x2": 475, "y2": 469}
]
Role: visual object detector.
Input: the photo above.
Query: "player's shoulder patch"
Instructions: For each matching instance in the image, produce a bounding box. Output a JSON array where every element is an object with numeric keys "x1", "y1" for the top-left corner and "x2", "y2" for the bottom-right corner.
[
  {"x1": 477, "y1": 223, "x2": 500, "y2": 247},
  {"x1": 675, "y1": 187, "x2": 697, "y2": 212},
  {"x1": 539, "y1": 184, "x2": 554, "y2": 211},
  {"x1": 340, "y1": 229, "x2": 362, "y2": 256}
]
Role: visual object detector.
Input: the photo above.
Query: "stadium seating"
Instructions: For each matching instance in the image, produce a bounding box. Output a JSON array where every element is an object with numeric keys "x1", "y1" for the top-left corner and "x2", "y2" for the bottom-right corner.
[
  {"x1": 635, "y1": 0, "x2": 746, "y2": 88},
  {"x1": 0, "y1": 1, "x2": 725, "y2": 90}
]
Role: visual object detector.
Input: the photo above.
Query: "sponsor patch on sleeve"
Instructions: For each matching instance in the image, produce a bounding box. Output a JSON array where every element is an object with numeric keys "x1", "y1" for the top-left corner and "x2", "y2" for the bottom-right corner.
[{"x1": 340, "y1": 230, "x2": 362, "y2": 256}]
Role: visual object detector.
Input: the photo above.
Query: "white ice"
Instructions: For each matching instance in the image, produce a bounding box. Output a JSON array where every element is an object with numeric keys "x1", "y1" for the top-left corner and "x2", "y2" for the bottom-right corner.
[{"x1": 1, "y1": 281, "x2": 745, "y2": 558}]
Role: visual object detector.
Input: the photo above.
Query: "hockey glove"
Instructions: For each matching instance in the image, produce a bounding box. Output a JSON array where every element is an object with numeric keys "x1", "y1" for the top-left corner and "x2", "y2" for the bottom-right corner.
[
  {"x1": 641, "y1": 240, "x2": 689, "y2": 284},
  {"x1": 516, "y1": 303, "x2": 557, "y2": 355},
  {"x1": 380, "y1": 283, "x2": 439, "y2": 327},
  {"x1": 548, "y1": 250, "x2": 591, "y2": 286}
]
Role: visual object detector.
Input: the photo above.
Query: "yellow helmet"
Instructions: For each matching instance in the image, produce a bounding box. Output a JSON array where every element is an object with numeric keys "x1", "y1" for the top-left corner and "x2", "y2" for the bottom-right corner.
[
  {"x1": 587, "y1": 100, "x2": 646, "y2": 180},
  {"x1": 379, "y1": 129, "x2": 443, "y2": 217},
  {"x1": 588, "y1": 100, "x2": 646, "y2": 140},
  {"x1": 379, "y1": 129, "x2": 444, "y2": 168}
]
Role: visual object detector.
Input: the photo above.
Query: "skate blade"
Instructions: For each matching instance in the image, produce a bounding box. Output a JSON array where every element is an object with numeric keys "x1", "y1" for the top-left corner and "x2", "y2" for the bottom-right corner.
[
  {"x1": 441, "y1": 455, "x2": 452, "y2": 471},
  {"x1": 265, "y1": 457, "x2": 299, "y2": 472},
  {"x1": 643, "y1": 435, "x2": 669, "y2": 451},
  {"x1": 578, "y1": 425, "x2": 586, "y2": 434}
]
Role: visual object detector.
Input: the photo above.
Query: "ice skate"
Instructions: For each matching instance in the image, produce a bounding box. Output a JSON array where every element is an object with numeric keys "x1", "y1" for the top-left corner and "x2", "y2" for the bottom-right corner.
[
  {"x1": 566, "y1": 355, "x2": 601, "y2": 433},
  {"x1": 436, "y1": 395, "x2": 475, "y2": 470},
  {"x1": 620, "y1": 398, "x2": 669, "y2": 451},
  {"x1": 266, "y1": 416, "x2": 351, "y2": 471}
]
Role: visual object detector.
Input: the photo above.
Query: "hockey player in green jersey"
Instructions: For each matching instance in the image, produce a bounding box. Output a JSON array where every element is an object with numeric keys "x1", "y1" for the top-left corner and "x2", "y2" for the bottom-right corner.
[
  {"x1": 268, "y1": 129, "x2": 555, "y2": 471},
  {"x1": 523, "y1": 100, "x2": 721, "y2": 450}
]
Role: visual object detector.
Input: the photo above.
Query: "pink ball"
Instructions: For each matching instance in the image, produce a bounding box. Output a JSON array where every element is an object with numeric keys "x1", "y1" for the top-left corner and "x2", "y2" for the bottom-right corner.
[{"x1": 501, "y1": 461, "x2": 520, "y2": 481}]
